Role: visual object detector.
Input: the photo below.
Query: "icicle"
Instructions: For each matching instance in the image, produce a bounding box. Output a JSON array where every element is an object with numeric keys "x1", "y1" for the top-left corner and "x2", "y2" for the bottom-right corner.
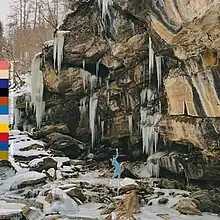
[
  {"x1": 96, "y1": 59, "x2": 101, "y2": 77},
  {"x1": 148, "y1": 36, "x2": 154, "y2": 84},
  {"x1": 140, "y1": 88, "x2": 147, "y2": 104},
  {"x1": 98, "y1": 0, "x2": 113, "y2": 20},
  {"x1": 128, "y1": 115, "x2": 133, "y2": 138},
  {"x1": 80, "y1": 69, "x2": 89, "y2": 92},
  {"x1": 79, "y1": 96, "x2": 87, "y2": 116},
  {"x1": 90, "y1": 75, "x2": 98, "y2": 93},
  {"x1": 14, "y1": 108, "x2": 20, "y2": 130},
  {"x1": 30, "y1": 52, "x2": 45, "y2": 128},
  {"x1": 156, "y1": 56, "x2": 162, "y2": 90},
  {"x1": 89, "y1": 92, "x2": 98, "y2": 147},
  {"x1": 53, "y1": 31, "x2": 70, "y2": 73},
  {"x1": 106, "y1": 79, "x2": 109, "y2": 90},
  {"x1": 147, "y1": 159, "x2": 160, "y2": 178},
  {"x1": 131, "y1": 22, "x2": 135, "y2": 35},
  {"x1": 101, "y1": 121, "x2": 104, "y2": 139},
  {"x1": 107, "y1": 92, "x2": 110, "y2": 104},
  {"x1": 83, "y1": 60, "x2": 85, "y2": 69}
]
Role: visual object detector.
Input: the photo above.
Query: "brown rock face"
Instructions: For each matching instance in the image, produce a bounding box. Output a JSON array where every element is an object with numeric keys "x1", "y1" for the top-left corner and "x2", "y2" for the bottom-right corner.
[
  {"x1": 174, "y1": 199, "x2": 201, "y2": 215},
  {"x1": 17, "y1": 0, "x2": 220, "y2": 180}
]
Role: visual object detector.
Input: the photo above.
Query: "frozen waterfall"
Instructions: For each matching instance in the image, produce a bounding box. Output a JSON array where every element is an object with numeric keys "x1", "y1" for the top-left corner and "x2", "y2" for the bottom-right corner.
[{"x1": 30, "y1": 53, "x2": 45, "y2": 128}]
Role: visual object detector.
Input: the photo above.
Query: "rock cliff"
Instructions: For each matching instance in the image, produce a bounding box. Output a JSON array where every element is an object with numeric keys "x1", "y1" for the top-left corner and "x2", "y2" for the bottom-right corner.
[{"x1": 14, "y1": 0, "x2": 220, "y2": 183}]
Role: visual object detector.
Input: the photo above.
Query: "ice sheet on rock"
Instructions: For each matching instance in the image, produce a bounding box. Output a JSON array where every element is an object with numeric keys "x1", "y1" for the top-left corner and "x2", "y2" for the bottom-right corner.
[
  {"x1": 120, "y1": 178, "x2": 137, "y2": 187},
  {"x1": 1, "y1": 171, "x2": 47, "y2": 191},
  {"x1": 28, "y1": 157, "x2": 48, "y2": 168},
  {"x1": 48, "y1": 187, "x2": 79, "y2": 216},
  {"x1": 53, "y1": 157, "x2": 70, "y2": 168},
  {"x1": 0, "y1": 201, "x2": 26, "y2": 215}
]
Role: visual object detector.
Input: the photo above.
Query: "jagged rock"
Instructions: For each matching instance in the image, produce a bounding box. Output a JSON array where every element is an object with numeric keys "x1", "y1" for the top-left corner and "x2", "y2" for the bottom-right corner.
[
  {"x1": 35, "y1": 124, "x2": 70, "y2": 138},
  {"x1": 100, "y1": 202, "x2": 117, "y2": 215},
  {"x1": 190, "y1": 189, "x2": 220, "y2": 214},
  {"x1": 64, "y1": 187, "x2": 86, "y2": 202},
  {"x1": 157, "y1": 179, "x2": 185, "y2": 190},
  {"x1": 174, "y1": 199, "x2": 201, "y2": 215},
  {"x1": 46, "y1": 133, "x2": 88, "y2": 158},
  {"x1": 156, "y1": 213, "x2": 170, "y2": 220},
  {"x1": 106, "y1": 190, "x2": 140, "y2": 220},
  {"x1": 28, "y1": 157, "x2": 57, "y2": 172},
  {"x1": 158, "y1": 197, "x2": 169, "y2": 205},
  {"x1": 120, "y1": 162, "x2": 139, "y2": 179}
]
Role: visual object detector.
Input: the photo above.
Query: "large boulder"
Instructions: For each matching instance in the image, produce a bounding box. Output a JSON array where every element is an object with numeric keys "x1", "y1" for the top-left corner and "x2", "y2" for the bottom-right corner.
[
  {"x1": 190, "y1": 189, "x2": 220, "y2": 214},
  {"x1": 28, "y1": 157, "x2": 58, "y2": 172},
  {"x1": 45, "y1": 133, "x2": 88, "y2": 158},
  {"x1": 174, "y1": 199, "x2": 201, "y2": 215}
]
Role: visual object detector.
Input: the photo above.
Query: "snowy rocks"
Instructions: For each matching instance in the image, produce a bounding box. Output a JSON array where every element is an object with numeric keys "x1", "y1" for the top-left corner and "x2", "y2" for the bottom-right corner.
[
  {"x1": 28, "y1": 157, "x2": 57, "y2": 172},
  {"x1": 45, "y1": 133, "x2": 88, "y2": 158},
  {"x1": 35, "y1": 124, "x2": 70, "y2": 138},
  {"x1": 46, "y1": 187, "x2": 79, "y2": 216},
  {"x1": 157, "y1": 179, "x2": 185, "y2": 190},
  {"x1": 158, "y1": 197, "x2": 169, "y2": 205},
  {"x1": 174, "y1": 199, "x2": 201, "y2": 216},
  {"x1": 190, "y1": 189, "x2": 220, "y2": 214},
  {"x1": 0, "y1": 201, "x2": 27, "y2": 220},
  {"x1": 5, "y1": 171, "x2": 47, "y2": 190},
  {"x1": 65, "y1": 187, "x2": 86, "y2": 203}
]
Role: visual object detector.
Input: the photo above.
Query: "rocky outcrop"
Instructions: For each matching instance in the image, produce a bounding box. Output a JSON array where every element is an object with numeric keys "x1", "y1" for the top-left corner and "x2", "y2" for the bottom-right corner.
[{"x1": 15, "y1": 0, "x2": 220, "y2": 182}]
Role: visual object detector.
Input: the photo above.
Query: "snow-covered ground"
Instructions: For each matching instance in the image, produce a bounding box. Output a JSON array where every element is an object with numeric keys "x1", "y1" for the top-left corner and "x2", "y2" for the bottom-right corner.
[{"x1": 0, "y1": 130, "x2": 219, "y2": 219}]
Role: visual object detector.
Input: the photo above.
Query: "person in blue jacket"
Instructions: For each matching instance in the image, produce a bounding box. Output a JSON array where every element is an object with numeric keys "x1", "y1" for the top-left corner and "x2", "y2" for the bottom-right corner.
[{"x1": 110, "y1": 148, "x2": 121, "y2": 179}]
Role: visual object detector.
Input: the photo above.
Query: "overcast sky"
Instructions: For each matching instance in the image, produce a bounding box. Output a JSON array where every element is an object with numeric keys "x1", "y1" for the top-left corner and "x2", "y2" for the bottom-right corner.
[{"x1": 0, "y1": 0, "x2": 10, "y2": 25}]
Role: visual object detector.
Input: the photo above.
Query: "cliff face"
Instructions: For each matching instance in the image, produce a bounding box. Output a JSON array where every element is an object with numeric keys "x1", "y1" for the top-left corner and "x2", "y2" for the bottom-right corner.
[{"x1": 16, "y1": 0, "x2": 220, "y2": 182}]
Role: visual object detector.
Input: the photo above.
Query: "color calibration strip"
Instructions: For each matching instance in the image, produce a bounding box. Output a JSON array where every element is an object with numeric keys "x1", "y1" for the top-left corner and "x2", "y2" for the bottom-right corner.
[{"x1": 0, "y1": 61, "x2": 9, "y2": 160}]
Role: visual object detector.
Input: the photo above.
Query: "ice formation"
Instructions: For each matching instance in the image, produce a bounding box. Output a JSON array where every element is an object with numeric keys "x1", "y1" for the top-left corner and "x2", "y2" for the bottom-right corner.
[
  {"x1": 53, "y1": 31, "x2": 70, "y2": 73},
  {"x1": 156, "y1": 56, "x2": 162, "y2": 90},
  {"x1": 148, "y1": 36, "x2": 154, "y2": 83},
  {"x1": 98, "y1": 0, "x2": 113, "y2": 20},
  {"x1": 146, "y1": 151, "x2": 185, "y2": 178},
  {"x1": 30, "y1": 53, "x2": 45, "y2": 128},
  {"x1": 14, "y1": 109, "x2": 21, "y2": 130},
  {"x1": 101, "y1": 121, "x2": 104, "y2": 139},
  {"x1": 49, "y1": 187, "x2": 79, "y2": 215},
  {"x1": 128, "y1": 115, "x2": 133, "y2": 137},
  {"x1": 90, "y1": 75, "x2": 98, "y2": 93},
  {"x1": 140, "y1": 87, "x2": 162, "y2": 155},
  {"x1": 79, "y1": 96, "x2": 87, "y2": 116},
  {"x1": 80, "y1": 69, "x2": 89, "y2": 92},
  {"x1": 89, "y1": 92, "x2": 98, "y2": 147}
]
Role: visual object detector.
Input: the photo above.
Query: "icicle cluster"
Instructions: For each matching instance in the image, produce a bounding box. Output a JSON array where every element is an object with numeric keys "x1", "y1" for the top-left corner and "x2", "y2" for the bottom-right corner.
[
  {"x1": 139, "y1": 36, "x2": 163, "y2": 155},
  {"x1": 98, "y1": 0, "x2": 113, "y2": 20},
  {"x1": 140, "y1": 89, "x2": 160, "y2": 155},
  {"x1": 53, "y1": 31, "x2": 70, "y2": 73},
  {"x1": 30, "y1": 52, "x2": 45, "y2": 128}
]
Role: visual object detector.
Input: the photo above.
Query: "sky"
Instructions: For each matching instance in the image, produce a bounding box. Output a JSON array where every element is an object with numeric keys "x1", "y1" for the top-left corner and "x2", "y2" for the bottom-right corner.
[{"x1": 0, "y1": 0, "x2": 10, "y2": 25}]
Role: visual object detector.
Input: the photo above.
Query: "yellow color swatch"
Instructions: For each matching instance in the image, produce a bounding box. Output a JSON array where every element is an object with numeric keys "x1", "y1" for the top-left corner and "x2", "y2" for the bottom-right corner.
[
  {"x1": 0, "y1": 124, "x2": 9, "y2": 132},
  {"x1": 0, "y1": 151, "x2": 8, "y2": 160}
]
